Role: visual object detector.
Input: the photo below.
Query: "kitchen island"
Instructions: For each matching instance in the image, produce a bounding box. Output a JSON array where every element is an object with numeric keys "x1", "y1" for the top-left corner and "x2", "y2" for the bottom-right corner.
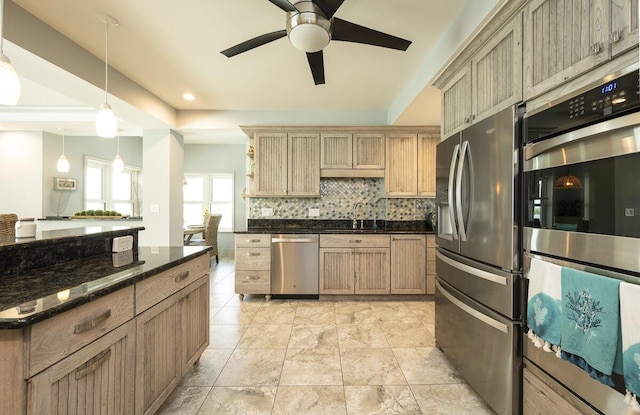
[{"x1": 0, "y1": 226, "x2": 212, "y2": 415}]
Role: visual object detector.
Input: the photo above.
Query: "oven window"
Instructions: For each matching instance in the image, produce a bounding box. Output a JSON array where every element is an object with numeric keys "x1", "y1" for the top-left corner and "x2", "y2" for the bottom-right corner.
[{"x1": 525, "y1": 152, "x2": 640, "y2": 237}]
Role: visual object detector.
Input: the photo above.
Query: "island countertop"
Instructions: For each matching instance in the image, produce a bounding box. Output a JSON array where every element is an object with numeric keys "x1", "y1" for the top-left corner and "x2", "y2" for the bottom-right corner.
[{"x1": 0, "y1": 245, "x2": 211, "y2": 329}]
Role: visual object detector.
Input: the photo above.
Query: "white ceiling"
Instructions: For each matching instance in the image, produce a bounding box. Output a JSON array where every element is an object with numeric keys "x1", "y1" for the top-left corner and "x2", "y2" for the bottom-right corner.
[{"x1": 0, "y1": 0, "x2": 503, "y2": 143}]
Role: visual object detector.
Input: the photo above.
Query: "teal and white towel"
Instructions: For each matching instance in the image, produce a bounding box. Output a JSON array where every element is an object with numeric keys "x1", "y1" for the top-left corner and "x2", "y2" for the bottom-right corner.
[
  {"x1": 560, "y1": 267, "x2": 621, "y2": 386},
  {"x1": 620, "y1": 281, "x2": 640, "y2": 412},
  {"x1": 527, "y1": 258, "x2": 563, "y2": 355}
]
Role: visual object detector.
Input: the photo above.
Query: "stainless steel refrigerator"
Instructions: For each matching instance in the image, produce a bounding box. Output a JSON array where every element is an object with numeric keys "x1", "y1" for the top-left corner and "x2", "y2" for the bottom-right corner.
[{"x1": 435, "y1": 105, "x2": 524, "y2": 415}]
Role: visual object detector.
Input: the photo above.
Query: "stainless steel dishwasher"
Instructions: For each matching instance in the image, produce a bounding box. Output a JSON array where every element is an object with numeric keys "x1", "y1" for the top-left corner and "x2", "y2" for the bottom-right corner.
[{"x1": 271, "y1": 234, "x2": 319, "y2": 297}]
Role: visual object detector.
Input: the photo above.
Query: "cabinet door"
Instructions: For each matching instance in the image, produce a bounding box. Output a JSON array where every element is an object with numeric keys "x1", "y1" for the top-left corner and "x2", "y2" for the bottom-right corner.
[
  {"x1": 390, "y1": 236, "x2": 426, "y2": 294},
  {"x1": 472, "y1": 12, "x2": 523, "y2": 123},
  {"x1": 355, "y1": 248, "x2": 390, "y2": 294},
  {"x1": 135, "y1": 296, "x2": 180, "y2": 415},
  {"x1": 254, "y1": 133, "x2": 288, "y2": 196},
  {"x1": 610, "y1": 0, "x2": 639, "y2": 57},
  {"x1": 353, "y1": 133, "x2": 385, "y2": 169},
  {"x1": 29, "y1": 321, "x2": 136, "y2": 415},
  {"x1": 321, "y1": 133, "x2": 353, "y2": 169},
  {"x1": 441, "y1": 63, "x2": 472, "y2": 139},
  {"x1": 524, "y1": 0, "x2": 610, "y2": 100},
  {"x1": 417, "y1": 133, "x2": 438, "y2": 197},
  {"x1": 385, "y1": 134, "x2": 418, "y2": 196},
  {"x1": 319, "y1": 248, "x2": 354, "y2": 294},
  {"x1": 180, "y1": 277, "x2": 210, "y2": 376},
  {"x1": 288, "y1": 132, "x2": 320, "y2": 196}
]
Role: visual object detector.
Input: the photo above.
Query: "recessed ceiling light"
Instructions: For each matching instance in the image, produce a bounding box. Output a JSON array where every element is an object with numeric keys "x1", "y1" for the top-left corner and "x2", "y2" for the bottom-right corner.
[{"x1": 183, "y1": 93, "x2": 195, "y2": 101}]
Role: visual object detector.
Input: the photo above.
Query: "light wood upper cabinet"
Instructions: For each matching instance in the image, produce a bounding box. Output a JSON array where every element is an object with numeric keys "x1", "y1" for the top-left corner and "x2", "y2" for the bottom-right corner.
[
  {"x1": 254, "y1": 132, "x2": 288, "y2": 196},
  {"x1": 386, "y1": 132, "x2": 439, "y2": 197},
  {"x1": 386, "y1": 134, "x2": 418, "y2": 196},
  {"x1": 288, "y1": 132, "x2": 320, "y2": 196},
  {"x1": 610, "y1": 0, "x2": 639, "y2": 58},
  {"x1": 390, "y1": 235, "x2": 426, "y2": 294},
  {"x1": 320, "y1": 132, "x2": 384, "y2": 177},
  {"x1": 441, "y1": 13, "x2": 522, "y2": 139},
  {"x1": 254, "y1": 132, "x2": 319, "y2": 196},
  {"x1": 417, "y1": 133, "x2": 438, "y2": 197},
  {"x1": 523, "y1": 0, "x2": 610, "y2": 100}
]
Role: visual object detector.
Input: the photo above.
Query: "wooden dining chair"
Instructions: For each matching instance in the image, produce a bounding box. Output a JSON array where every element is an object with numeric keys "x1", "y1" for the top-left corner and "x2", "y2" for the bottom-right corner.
[{"x1": 192, "y1": 214, "x2": 222, "y2": 264}]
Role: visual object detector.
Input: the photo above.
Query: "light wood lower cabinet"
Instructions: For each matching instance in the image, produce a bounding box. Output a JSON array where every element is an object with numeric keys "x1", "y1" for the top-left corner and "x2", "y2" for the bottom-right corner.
[
  {"x1": 29, "y1": 321, "x2": 136, "y2": 415},
  {"x1": 135, "y1": 275, "x2": 210, "y2": 415},
  {"x1": 390, "y1": 235, "x2": 426, "y2": 294},
  {"x1": 319, "y1": 234, "x2": 390, "y2": 295},
  {"x1": 523, "y1": 368, "x2": 584, "y2": 415},
  {"x1": 235, "y1": 234, "x2": 271, "y2": 299},
  {"x1": 426, "y1": 235, "x2": 436, "y2": 295}
]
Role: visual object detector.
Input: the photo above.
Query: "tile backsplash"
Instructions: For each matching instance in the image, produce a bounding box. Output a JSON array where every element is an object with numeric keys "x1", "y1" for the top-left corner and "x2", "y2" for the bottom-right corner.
[{"x1": 248, "y1": 178, "x2": 435, "y2": 221}]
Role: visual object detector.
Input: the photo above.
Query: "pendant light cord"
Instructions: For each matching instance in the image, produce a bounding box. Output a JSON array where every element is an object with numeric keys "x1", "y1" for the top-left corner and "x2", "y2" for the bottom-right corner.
[
  {"x1": 104, "y1": 21, "x2": 109, "y2": 104},
  {"x1": 62, "y1": 132, "x2": 65, "y2": 155},
  {"x1": 0, "y1": 0, "x2": 5, "y2": 56}
]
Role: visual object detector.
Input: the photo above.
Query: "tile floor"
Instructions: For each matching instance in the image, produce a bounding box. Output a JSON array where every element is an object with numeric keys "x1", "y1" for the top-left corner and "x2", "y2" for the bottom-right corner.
[{"x1": 157, "y1": 257, "x2": 496, "y2": 415}]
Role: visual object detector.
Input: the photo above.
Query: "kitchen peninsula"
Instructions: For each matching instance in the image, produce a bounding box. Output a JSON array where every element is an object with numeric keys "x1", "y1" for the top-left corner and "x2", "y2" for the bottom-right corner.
[{"x1": 0, "y1": 226, "x2": 212, "y2": 414}]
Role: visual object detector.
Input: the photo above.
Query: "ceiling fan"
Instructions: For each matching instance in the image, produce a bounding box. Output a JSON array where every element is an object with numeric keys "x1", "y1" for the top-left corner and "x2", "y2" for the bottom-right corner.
[{"x1": 221, "y1": 0, "x2": 412, "y2": 85}]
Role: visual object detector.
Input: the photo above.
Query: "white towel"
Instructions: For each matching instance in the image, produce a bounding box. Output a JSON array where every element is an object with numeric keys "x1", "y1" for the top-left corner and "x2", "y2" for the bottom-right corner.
[
  {"x1": 527, "y1": 258, "x2": 563, "y2": 355},
  {"x1": 620, "y1": 282, "x2": 640, "y2": 412}
]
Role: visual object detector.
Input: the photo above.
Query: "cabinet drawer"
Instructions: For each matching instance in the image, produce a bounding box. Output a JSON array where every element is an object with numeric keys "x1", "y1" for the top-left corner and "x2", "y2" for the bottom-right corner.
[
  {"x1": 235, "y1": 270, "x2": 271, "y2": 293},
  {"x1": 235, "y1": 234, "x2": 271, "y2": 248},
  {"x1": 136, "y1": 255, "x2": 210, "y2": 314},
  {"x1": 29, "y1": 286, "x2": 134, "y2": 377},
  {"x1": 320, "y1": 234, "x2": 390, "y2": 248},
  {"x1": 235, "y1": 248, "x2": 271, "y2": 270}
]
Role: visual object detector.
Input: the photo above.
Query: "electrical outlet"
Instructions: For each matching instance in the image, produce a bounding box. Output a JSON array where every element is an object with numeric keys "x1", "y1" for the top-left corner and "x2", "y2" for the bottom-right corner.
[
  {"x1": 261, "y1": 208, "x2": 274, "y2": 217},
  {"x1": 309, "y1": 208, "x2": 320, "y2": 217},
  {"x1": 625, "y1": 208, "x2": 635, "y2": 217},
  {"x1": 150, "y1": 204, "x2": 160, "y2": 213}
]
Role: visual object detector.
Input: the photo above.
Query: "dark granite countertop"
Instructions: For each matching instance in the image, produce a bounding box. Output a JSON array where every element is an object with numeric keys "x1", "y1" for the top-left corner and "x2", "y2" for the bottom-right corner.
[
  {"x1": 237, "y1": 219, "x2": 434, "y2": 235},
  {"x1": 0, "y1": 245, "x2": 211, "y2": 329},
  {"x1": 0, "y1": 225, "x2": 145, "y2": 249}
]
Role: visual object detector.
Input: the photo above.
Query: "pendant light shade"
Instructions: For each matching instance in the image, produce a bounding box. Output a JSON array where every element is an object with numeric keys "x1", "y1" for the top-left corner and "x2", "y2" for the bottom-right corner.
[
  {"x1": 57, "y1": 130, "x2": 69, "y2": 173},
  {"x1": 112, "y1": 135, "x2": 124, "y2": 172},
  {"x1": 96, "y1": 14, "x2": 118, "y2": 138},
  {"x1": 554, "y1": 175, "x2": 582, "y2": 189},
  {"x1": 96, "y1": 103, "x2": 117, "y2": 138},
  {"x1": 0, "y1": 0, "x2": 20, "y2": 105}
]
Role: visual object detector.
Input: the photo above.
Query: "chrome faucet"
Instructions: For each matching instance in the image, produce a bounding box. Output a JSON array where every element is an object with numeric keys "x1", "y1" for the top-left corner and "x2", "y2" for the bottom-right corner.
[{"x1": 353, "y1": 203, "x2": 364, "y2": 229}]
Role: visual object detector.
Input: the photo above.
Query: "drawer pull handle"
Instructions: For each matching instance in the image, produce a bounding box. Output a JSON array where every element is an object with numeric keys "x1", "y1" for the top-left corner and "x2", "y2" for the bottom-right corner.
[
  {"x1": 75, "y1": 349, "x2": 111, "y2": 380},
  {"x1": 246, "y1": 276, "x2": 259, "y2": 280},
  {"x1": 174, "y1": 271, "x2": 190, "y2": 283},
  {"x1": 392, "y1": 237, "x2": 423, "y2": 241},
  {"x1": 247, "y1": 253, "x2": 261, "y2": 256},
  {"x1": 349, "y1": 239, "x2": 362, "y2": 243},
  {"x1": 248, "y1": 239, "x2": 261, "y2": 243},
  {"x1": 74, "y1": 310, "x2": 112, "y2": 334}
]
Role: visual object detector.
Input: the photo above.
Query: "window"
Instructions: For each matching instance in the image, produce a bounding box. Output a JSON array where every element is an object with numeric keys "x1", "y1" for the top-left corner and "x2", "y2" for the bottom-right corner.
[
  {"x1": 85, "y1": 157, "x2": 142, "y2": 216},
  {"x1": 183, "y1": 172, "x2": 234, "y2": 232}
]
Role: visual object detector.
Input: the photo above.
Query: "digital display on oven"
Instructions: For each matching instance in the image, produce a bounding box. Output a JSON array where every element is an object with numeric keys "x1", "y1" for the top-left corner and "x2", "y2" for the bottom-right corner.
[{"x1": 601, "y1": 82, "x2": 617, "y2": 94}]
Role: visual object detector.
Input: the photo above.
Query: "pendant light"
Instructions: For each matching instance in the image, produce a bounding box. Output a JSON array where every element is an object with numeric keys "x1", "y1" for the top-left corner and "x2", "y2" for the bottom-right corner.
[
  {"x1": 112, "y1": 134, "x2": 124, "y2": 172},
  {"x1": 95, "y1": 14, "x2": 119, "y2": 138},
  {"x1": 554, "y1": 175, "x2": 582, "y2": 189},
  {"x1": 0, "y1": 0, "x2": 20, "y2": 105},
  {"x1": 56, "y1": 129, "x2": 70, "y2": 173}
]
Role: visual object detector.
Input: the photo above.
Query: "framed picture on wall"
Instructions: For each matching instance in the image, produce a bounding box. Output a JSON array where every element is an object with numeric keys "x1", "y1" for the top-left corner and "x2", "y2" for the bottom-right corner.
[{"x1": 54, "y1": 177, "x2": 77, "y2": 191}]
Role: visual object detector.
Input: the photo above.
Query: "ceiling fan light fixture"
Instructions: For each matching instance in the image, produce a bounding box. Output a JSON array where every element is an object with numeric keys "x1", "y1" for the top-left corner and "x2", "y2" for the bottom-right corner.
[{"x1": 287, "y1": 10, "x2": 331, "y2": 52}]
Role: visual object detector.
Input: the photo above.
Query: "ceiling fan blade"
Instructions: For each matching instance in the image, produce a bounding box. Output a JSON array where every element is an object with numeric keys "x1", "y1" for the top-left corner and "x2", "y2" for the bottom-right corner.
[
  {"x1": 221, "y1": 30, "x2": 288, "y2": 57},
  {"x1": 306, "y1": 51, "x2": 325, "y2": 85},
  {"x1": 332, "y1": 18, "x2": 412, "y2": 51},
  {"x1": 267, "y1": 0, "x2": 299, "y2": 12},
  {"x1": 313, "y1": 0, "x2": 345, "y2": 18}
]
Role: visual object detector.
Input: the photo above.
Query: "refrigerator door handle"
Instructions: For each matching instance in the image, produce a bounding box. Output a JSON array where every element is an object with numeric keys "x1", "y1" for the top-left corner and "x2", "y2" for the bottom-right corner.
[
  {"x1": 436, "y1": 250, "x2": 508, "y2": 286},
  {"x1": 436, "y1": 280, "x2": 509, "y2": 334},
  {"x1": 448, "y1": 144, "x2": 460, "y2": 240},
  {"x1": 455, "y1": 140, "x2": 469, "y2": 241}
]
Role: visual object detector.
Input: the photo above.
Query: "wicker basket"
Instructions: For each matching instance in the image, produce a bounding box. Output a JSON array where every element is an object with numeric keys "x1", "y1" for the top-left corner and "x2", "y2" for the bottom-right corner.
[{"x1": 0, "y1": 213, "x2": 18, "y2": 237}]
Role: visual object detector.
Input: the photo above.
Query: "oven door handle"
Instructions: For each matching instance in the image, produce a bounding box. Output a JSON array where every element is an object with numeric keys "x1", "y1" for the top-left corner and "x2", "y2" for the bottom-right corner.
[
  {"x1": 455, "y1": 140, "x2": 469, "y2": 241},
  {"x1": 436, "y1": 280, "x2": 509, "y2": 334},
  {"x1": 436, "y1": 250, "x2": 508, "y2": 286},
  {"x1": 448, "y1": 144, "x2": 460, "y2": 240}
]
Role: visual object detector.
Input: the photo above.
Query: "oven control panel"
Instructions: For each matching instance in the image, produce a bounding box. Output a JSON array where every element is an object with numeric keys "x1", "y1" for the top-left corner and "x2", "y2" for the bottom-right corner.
[{"x1": 525, "y1": 68, "x2": 640, "y2": 143}]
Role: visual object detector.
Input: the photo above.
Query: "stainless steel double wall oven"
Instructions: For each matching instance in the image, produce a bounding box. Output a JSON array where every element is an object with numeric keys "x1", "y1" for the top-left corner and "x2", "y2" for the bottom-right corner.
[{"x1": 523, "y1": 64, "x2": 640, "y2": 414}]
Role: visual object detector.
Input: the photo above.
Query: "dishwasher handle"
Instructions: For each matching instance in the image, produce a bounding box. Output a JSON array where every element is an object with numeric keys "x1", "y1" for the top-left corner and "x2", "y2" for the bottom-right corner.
[{"x1": 271, "y1": 237, "x2": 318, "y2": 243}]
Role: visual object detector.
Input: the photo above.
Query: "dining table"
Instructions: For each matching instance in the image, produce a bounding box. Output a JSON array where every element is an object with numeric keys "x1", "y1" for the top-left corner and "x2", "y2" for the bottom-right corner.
[{"x1": 183, "y1": 226, "x2": 205, "y2": 245}]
